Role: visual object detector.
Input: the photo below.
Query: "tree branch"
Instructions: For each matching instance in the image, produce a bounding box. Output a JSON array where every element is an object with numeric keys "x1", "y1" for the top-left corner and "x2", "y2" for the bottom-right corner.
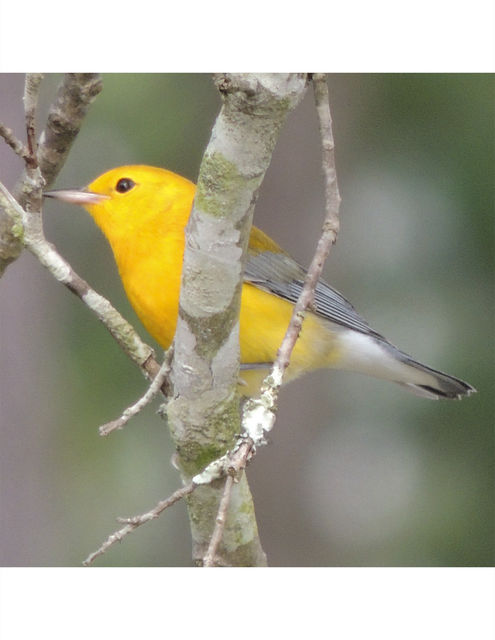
[
  {"x1": 0, "y1": 75, "x2": 168, "y2": 398},
  {"x1": 23, "y1": 73, "x2": 43, "y2": 165},
  {"x1": 0, "y1": 73, "x2": 103, "y2": 276},
  {"x1": 202, "y1": 438, "x2": 254, "y2": 566},
  {"x1": 35, "y1": 73, "x2": 103, "y2": 190},
  {"x1": 99, "y1": 348, "x2": 173, "y2": 436},
  {"x1": 83, "y1": 437, "x2": 255, "y2": 566},
  {"x1": 202, "y1": 475, "x2": 235, "y2": 567},
  {"x1": 83, "y1": 482, "x2": 196, "y2": 566},
  {"x1": 0, "y1": 181, "x2": 166, "y2": 395},
  {"x1": 166, "y1": 73, "x2": 308, "y2": 566},
  {"x1": 0, "y1": 124, "x2": 30, "y2": 161}
]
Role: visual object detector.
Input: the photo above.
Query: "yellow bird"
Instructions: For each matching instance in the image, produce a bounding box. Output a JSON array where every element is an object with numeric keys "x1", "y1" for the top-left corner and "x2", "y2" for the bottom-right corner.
[{"x1": 45, "y1": 165, "x2": 475, "y2": 399}]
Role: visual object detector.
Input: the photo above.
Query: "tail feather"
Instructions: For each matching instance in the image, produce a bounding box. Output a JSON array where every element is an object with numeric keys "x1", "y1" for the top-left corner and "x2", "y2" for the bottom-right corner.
[
  {"x1": 335, "y1": 329, "x2": 476, "y2": 400},
  {"x1": 397, "y1": 354, "x2": 476, "y2": 400}
]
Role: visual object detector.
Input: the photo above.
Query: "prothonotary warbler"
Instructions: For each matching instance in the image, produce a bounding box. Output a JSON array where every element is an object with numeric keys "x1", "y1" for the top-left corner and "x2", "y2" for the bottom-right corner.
[{"x1": 45, "y1": 165, "x2": 475, "y2": 399}]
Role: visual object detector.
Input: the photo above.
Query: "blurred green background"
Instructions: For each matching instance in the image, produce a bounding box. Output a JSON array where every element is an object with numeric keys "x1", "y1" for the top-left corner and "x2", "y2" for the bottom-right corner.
[{"x1": 0, "y1": 74, "x2": 493, "y2": 566}]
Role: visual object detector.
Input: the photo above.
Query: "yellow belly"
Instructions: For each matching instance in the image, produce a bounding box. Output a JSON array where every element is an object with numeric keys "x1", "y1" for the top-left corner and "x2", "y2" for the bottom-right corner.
[
  {"x1": 123, "y1": 264, "x2": 340, "y2": 395},
  {"x1": 239, "y1": 284, "x2": 339, "y2": 393}
]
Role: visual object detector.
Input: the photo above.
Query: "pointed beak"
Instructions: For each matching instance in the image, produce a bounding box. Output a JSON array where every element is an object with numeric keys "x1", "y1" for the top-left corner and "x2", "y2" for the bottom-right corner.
[{"x1": 43, "y1": 188, "x2": 109, "y2": 205}]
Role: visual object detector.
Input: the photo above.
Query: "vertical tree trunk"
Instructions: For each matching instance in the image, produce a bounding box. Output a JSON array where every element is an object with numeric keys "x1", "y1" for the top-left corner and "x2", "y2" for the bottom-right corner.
[{"x1": 166, "y1": 73, "x2": 308, "y2": 566}]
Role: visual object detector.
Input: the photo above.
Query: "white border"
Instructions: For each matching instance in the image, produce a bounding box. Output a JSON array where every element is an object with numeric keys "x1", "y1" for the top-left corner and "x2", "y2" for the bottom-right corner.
[
  {"x1": 0, "y1": 0, "x2": 493, "y2": 72},
  {"x1": 1, "y1": 568, "x2": 494, "y2": 639}
]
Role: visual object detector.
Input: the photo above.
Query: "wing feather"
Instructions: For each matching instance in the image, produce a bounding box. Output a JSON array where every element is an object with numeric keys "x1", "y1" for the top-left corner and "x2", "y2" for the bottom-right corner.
[{"x1": 244, "y1": 250, "x2": 386, "y2": 340}]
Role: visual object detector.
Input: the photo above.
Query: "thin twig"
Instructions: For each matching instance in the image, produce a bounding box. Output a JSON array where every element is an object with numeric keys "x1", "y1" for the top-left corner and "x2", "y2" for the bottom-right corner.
[
  {"x1": 0, "y1": 74, "x2": 43, "y2": 165},
  {"x1": 83, "y1": 437, "x2": 255, "y2": 566},
  {"x1": 23, "y1": 73, "x2": 43, "y2": 166},
  {"x1": 242, "y1": 73, "x2": 342, "y2": 443},
  {"x1": 0, "y1": 124, "x2": 30, "y2": 161},
  {"x1": 203, "y1": 475, "x2": 235, "y2": 567},
  {"x1": 83, "y1": 482, "x2": 196, "y2": 566},
  {"x1": 201, "y1": 437, "x2": 254, "y2": 566},
  {"x1": 275, "y1": 74, "x2": 340, "y2": 375},
  {"x1": 99, "y1": 348, "x2": 173, "y2": 436},
  {"x1": 19, "y1": 76, "x2": 44, "y2": 231},
  {"x1": 312, "y1": 73, "x2": 341, "y2": 240}
]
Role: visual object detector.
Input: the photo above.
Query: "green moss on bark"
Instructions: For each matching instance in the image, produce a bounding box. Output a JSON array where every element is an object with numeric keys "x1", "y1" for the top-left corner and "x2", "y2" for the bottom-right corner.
[{"x1": 195, "y1": 151, "x2": 261, "y2": 220}]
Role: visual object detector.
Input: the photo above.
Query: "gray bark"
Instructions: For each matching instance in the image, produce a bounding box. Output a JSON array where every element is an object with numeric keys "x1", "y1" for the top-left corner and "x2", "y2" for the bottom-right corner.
[{"x1": 166, "y1": 73, "x2": 308, "y2": 566}]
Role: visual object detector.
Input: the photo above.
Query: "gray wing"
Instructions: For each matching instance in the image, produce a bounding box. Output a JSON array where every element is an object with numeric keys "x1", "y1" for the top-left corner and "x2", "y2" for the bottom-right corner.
[{"x1": 244, "y1": 250, "x2": 386, "y2": 340}]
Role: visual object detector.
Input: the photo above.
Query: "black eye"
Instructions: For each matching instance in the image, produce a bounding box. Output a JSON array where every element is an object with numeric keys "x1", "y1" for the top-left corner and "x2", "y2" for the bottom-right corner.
[{"x1": 115, "y1": 178, "x2": 136, "y2": 193}]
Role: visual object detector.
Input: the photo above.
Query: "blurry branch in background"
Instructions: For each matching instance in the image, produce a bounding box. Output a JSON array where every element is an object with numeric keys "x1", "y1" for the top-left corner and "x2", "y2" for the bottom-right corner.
[{"x1": 0, "y1": 73, "x2": 103, "y2": 275}]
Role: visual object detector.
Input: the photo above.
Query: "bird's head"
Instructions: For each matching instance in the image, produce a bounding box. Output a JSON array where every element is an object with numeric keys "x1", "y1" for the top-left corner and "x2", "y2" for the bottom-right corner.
[{"x1": 44, "y1": 165, "x2": 195, "y2": 238}]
